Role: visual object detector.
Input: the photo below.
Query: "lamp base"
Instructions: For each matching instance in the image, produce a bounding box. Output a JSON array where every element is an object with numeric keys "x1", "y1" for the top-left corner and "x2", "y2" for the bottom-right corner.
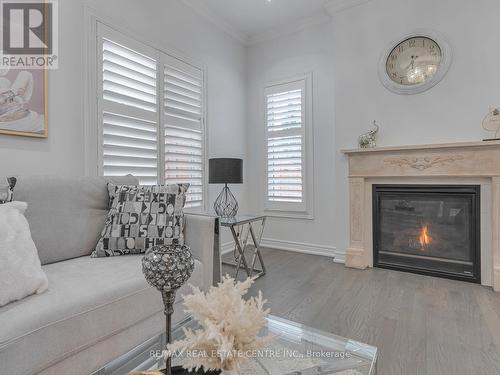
[{"x1": 214, "y1": 184, "x2": 238, "y2": 218}]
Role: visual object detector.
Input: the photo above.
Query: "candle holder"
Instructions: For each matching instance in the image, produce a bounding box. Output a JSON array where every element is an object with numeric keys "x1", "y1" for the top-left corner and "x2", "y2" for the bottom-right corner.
[{"x1": 142, "y1": 244, "x2": 195, "y2": 375}]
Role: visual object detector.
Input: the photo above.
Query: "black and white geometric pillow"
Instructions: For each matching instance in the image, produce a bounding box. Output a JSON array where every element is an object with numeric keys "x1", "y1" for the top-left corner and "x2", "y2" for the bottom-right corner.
[
  {"x1": 91, "y1": 183, "x2": 189, "y2": 257},
  {"x1": 0, "y1": 177, "x2": 17, "y2": 204}
]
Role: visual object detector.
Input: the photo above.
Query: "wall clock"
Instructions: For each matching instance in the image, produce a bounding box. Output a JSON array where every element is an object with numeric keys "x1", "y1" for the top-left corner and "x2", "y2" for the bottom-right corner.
[{"x1": 378, "y1": 30, "x2": 452, "y2": 95}]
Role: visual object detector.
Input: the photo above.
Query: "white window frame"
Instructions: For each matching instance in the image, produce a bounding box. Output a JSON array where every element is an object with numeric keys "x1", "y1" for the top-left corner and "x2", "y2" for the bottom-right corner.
[
  {"x1": 84, "y1": 10, "x2": 208, "y2": 213},
  {"x1": 263, "y1": 73, "x2": 314, "y2": 219}
]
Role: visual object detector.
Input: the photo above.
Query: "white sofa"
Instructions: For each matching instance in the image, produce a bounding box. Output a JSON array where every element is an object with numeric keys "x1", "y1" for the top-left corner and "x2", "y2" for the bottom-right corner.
[{"x1": 0, "y1": 175, "x2": 221, "y2": 375}]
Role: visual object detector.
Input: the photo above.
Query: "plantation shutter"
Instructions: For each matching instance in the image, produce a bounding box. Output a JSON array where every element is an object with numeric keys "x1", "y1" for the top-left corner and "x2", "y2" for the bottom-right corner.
[
  {"x1": 162, "y1": 54, "x2": 205, "y2": 209},
  {"x1": 265, "y1": 79, "x2": 307, "y2": 212},
  {"x1": 97, "y1": 24, "x2": 159, "y2": 185}
]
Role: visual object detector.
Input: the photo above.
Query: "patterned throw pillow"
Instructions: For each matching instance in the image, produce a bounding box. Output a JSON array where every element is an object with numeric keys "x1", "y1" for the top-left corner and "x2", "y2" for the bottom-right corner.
[
  {"x1": 0, "y1": 177, "x2": 17, "y2": 204},
  {"x1": 91, "y1": 183, "x2": 189, "y2": 257}
]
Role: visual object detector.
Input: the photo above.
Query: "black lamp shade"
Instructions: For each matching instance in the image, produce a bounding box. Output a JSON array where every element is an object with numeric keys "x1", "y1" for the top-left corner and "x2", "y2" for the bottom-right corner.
[{"x1": 209, "y1": 158, "x2": 243, "y2": 184}]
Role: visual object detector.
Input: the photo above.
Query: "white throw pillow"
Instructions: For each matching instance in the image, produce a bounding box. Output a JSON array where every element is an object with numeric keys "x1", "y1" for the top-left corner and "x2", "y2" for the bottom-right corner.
[{"x1": 0, "y1": 201, "x2": 48, "y2": 307}]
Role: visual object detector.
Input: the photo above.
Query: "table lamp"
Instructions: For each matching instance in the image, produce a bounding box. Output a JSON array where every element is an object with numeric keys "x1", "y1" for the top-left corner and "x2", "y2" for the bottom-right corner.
[{"x1": 209, "y1": 158, "x2": 243, "y2": 218}]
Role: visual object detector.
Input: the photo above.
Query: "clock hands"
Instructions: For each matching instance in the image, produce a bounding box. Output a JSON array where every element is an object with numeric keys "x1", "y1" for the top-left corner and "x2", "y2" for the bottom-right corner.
[{"x1": 405, "y1": 55, "x2": 419, "y2": 71}]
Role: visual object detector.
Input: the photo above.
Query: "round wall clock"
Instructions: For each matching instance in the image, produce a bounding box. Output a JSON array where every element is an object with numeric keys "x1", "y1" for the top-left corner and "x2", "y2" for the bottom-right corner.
[{"x1": 378, "y1": 30, "x2": 452, "y2": 95}]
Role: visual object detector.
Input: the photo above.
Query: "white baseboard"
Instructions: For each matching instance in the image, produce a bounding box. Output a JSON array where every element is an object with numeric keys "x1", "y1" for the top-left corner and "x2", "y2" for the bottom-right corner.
[
  {"x1": 332, "y1": 251, "x2": 346, "y2": 264},
  {"x1": 220, "y1": 238, "x2": 346, "y2": 263},
  {"x1": 262, "y1": 238, "x2": 337, "y2": 260},
  {"x1": 221, "y1": 241, "x2": 235, "y2": 255}
]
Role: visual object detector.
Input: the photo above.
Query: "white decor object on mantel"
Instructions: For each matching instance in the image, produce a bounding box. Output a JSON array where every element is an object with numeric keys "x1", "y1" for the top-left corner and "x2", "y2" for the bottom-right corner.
[
  {"x1": 0, "y1": 201, "x2": 48, "y2": 306},
  {"x1": 341, "y1": 140, "x2": 500, "y2": 292},
  {"x1": 482, "y1": 107, "x2": 500, "y2": 141},
  {"x1": 358, "y1": 120, "x2": 379, "y2": 148}
]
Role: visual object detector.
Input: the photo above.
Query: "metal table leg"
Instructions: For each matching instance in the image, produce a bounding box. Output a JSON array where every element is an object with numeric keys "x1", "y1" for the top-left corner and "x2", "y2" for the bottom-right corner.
[
  {"x1": 235, "y1": 223, "x2": 252, "y2": 278},
  {"x1": 230, "y1": 225, "x2": 251, "y2": 278},
  {"x1": 248, "y1": 217, "x2": 266, "y2": 277},
  {"x1": 221, "y1": 216, "x2": 267, "y2": 280}
]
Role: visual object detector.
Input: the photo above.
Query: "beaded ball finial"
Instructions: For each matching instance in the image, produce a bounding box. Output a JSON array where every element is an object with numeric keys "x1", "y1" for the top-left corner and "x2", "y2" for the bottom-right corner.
[{"x1": 141, "y1": 244, "x2": 195, "y2": 292}]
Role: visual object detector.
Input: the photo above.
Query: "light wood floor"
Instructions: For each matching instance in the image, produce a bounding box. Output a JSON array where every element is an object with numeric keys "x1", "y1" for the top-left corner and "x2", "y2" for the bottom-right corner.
[{"x1": 222, "y1": 248, "x2": 500, "y2": 375}]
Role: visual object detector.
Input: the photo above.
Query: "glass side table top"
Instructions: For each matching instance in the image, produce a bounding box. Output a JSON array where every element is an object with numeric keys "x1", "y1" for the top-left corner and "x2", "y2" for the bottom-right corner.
[
  {"x1": 171, "y1": 315, "x2": 378, "y2": 375},
  {"x1": 219, "y1": 215, "x2": 266, "y2": 227}
]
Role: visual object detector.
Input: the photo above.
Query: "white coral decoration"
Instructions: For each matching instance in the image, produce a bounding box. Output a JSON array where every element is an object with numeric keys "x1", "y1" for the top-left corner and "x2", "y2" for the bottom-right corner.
[{"x1": 167, "y1": 276, "x2": 271, "y2": 372}]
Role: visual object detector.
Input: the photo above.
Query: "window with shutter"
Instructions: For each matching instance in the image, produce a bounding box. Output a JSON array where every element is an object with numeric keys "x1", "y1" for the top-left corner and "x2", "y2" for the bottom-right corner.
[
  {"x1": 95, "y1": 23, "x2": 206, "y2": 208},
  {"x1": 163, "y1": 55, "x2": 205, "y2": 209},
  {"x1": 98, "y1": 24, "x2": 159, "y2": 185},
  {"x1": 265, "y1": 77, "x2": 313, "y2": 215}
]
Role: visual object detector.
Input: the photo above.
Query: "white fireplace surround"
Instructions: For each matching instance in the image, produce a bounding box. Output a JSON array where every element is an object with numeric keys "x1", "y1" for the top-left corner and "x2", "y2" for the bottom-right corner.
[{"x1": 341, "y1": 141, "x2": 500, "y2": 292}]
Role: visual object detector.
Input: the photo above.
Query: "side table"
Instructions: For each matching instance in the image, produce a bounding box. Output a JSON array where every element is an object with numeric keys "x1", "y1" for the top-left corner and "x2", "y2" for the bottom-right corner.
[{"x1": 220, "y1": 215, "x2": 267, "y2": 279}]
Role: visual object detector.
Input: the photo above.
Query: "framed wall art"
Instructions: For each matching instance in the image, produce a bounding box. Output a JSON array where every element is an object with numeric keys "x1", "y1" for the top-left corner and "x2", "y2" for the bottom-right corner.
[{"x1": 0, "y1": 68, "x2": 48, "y2": 138}]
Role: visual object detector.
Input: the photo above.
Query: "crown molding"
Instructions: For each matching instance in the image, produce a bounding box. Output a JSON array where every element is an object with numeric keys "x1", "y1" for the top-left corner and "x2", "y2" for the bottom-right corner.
[
  {"x1": 181, "y1": 0, "x2": 249, "y2": 45},
  {"x1": 324, "y1": 0, "x2": 373, "y2": 15},
  {"x1": 182, "y1": 0, "x2": 366, "y2": 47},
  {"x1": 247, "y1": 12, "x2": 331, "y2": 46}
]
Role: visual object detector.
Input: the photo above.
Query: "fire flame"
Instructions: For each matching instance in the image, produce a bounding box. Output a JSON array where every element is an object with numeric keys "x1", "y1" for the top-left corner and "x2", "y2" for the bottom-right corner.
[{"x1": 418, "y1": 225, "x2": 432, "y2": 249}]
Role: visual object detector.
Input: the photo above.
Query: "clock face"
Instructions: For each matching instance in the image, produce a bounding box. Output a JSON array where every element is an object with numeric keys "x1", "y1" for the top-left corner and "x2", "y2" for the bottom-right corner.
[{"x1": 386, "y1": 37, "x2": 442, "y2": 86}]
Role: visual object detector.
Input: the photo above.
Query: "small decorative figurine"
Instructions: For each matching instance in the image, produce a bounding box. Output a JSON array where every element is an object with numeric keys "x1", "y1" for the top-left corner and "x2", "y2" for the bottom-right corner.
[
  {"x1": 482, "y1": 107, "x2": 500, "y2": 141},
  {"x1": 358, "y1": 120, "x2": 379, "y2": 148}
]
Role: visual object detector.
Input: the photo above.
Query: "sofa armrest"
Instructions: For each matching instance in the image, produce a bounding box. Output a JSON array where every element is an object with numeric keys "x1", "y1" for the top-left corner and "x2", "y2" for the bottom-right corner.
[{"x1": 184, "y1": 214, "x2": 221, "y2": 288}]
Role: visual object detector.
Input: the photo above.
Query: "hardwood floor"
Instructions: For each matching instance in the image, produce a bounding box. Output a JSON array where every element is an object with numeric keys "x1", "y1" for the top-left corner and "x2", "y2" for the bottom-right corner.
[{"x1": 222, "y1": 248, "x2": 500, "y2": 375}]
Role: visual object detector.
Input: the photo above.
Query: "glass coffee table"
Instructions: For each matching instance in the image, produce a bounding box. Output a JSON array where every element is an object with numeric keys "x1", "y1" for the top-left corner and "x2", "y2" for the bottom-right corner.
[{"x1": 165, "y1": 315, "x2": 378, "y2": 375}]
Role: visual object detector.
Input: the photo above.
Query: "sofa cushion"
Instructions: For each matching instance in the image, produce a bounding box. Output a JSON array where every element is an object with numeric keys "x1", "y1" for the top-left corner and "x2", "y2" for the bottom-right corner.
[
  {"x1": 0, "y1": 255, "x2": 203, "y2": 375},
  {"x1": 38, "y1": 312, "x2": 167, "y2": 375},
  {"x1": 92, "y1": 184, "x2": 189, "y2": 257},
  {"x1": 12, "y1": 175, "x2": 139, "y2": 264},
  {"x1": 0, "y1": 201, "x2": 48, "y2": 307}
]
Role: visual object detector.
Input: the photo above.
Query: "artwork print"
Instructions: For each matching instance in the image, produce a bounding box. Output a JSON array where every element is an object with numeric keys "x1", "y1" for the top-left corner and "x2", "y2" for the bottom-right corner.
[{"x1": 0, "y1": 68, "x2": 47, "y2": 137}]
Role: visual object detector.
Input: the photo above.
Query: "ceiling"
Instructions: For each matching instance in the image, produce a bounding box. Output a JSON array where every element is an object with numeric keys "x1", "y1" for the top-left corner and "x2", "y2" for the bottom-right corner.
[{"x1": 182, "y1": 0, "x2": 334, "y2": 44}]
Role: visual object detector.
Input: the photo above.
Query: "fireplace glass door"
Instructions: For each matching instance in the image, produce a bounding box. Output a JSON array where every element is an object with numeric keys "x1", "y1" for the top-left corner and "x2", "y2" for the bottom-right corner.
[{"x1": 373, "y1": 185, "x2": 480, "y2": 283}]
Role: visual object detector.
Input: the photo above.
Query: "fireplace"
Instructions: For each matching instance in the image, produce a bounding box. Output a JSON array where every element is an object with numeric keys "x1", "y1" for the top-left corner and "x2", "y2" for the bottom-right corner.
[{"x1": 373, "y1": 185, "x2": 481, "y2": 283}]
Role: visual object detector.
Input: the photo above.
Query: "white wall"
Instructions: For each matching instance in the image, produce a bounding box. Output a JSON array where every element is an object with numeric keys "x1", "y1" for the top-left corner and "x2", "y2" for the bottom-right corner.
[
  {"x1": 332, "y1": 0, "x2": 500, "y2": 258},
  {"x1": 246, "y1": 0, "x2": 500, "y2": 259},
  {"x1": 0, "y1": 0, "x2": 248, "y2": 219},
  {"x1": 4, "y1": 0, "x2": 500, "y2": 259},
  {"x1": 245, "y1": 21, "x2": 338, "y2": 257}
]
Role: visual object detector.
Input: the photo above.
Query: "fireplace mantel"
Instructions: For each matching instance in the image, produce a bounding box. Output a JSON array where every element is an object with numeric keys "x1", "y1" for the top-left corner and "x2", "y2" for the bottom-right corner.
[
  {"x1": 341, "y1": 140, "x2": 500, "y2": 291},
  {"x1": 341, "y1": 140, "x2": 500, "y2": 154}
]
